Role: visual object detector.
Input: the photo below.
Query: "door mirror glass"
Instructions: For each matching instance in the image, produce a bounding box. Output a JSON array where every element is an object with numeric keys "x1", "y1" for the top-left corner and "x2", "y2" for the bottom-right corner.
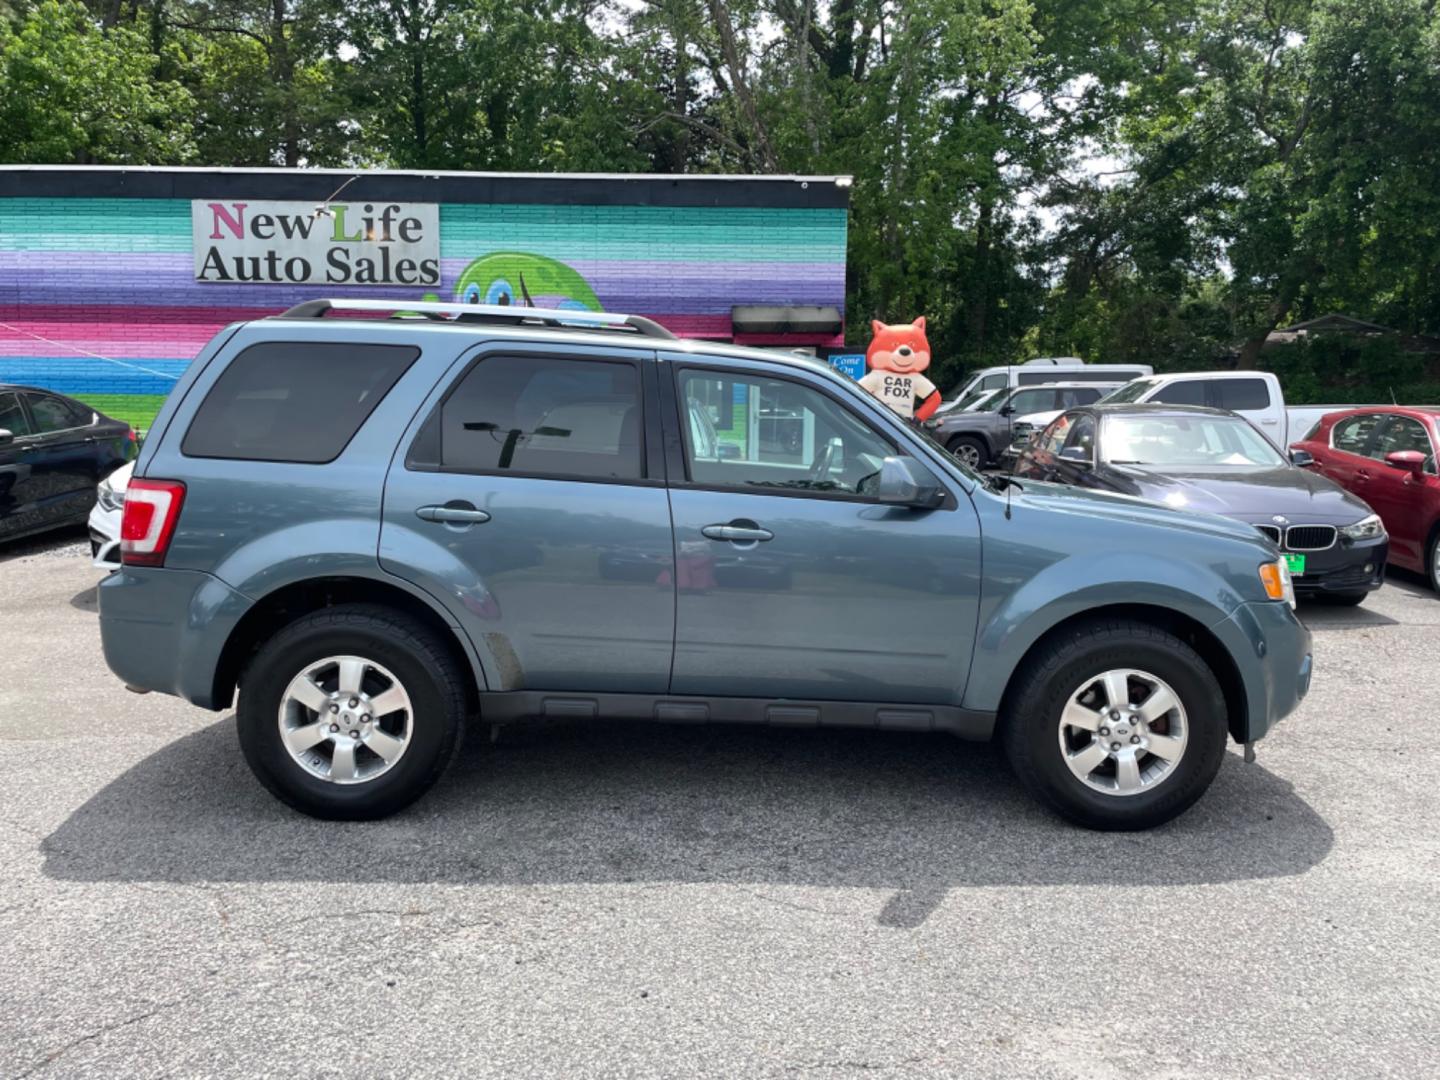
[
  {"x1": 1288, "y1": 448, "x2": 1314, "y2": 467},
  {"x1": 1058, "y1": 445, "x2": 1090, "y2": 464},
  {"x1": 998, "y1": 405, "x2": 1014, "y2": 417},
  {"x1": 876, "y1": 456, "x2": 944, "y2": 507},
  {"x1": 0, "y1": 428, "x2": 12, "y2": 447},
  {"x1": 1385, "y1": 449, "x2": 1426, "y2": 475}
]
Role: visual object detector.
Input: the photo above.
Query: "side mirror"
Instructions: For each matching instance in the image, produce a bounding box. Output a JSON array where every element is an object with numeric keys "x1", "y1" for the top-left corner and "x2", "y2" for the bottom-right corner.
[
  {"x1": 1058, "y1": 446, "x2": 1090, "y2": 464},
  {"x1": 1288, "y1": 448, "x2": 1314, "y2": 467},
  {"x1": 0, "y1": 428, "x2": 11, "y2": 448},
  {"x1": 1385, "y1": 449, "x2": 1426, "y2": 476},
  {"x1": 876, "y1": 456, "x2": 945, "y2": 507},
  {"x1": 998, "y1": 405, "x2": 1014, "y2": 417}
]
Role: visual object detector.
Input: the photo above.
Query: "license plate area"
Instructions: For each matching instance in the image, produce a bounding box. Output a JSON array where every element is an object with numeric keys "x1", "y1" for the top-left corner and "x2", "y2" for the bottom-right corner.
[{"x1": 1283, "y1": 553, "x2": 1306, "y2": 576}]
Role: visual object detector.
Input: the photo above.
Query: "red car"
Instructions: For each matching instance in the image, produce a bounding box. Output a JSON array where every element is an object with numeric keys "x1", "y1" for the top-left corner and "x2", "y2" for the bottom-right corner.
[{"x1": 1291, "y1": 407, "x2": 1440, "y2": 590}]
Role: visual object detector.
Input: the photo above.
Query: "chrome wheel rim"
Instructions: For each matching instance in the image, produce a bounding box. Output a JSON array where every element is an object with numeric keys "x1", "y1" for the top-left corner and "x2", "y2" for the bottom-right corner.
[
  {"x1": 1057, "y1": 668, "x2": 1188, "y2": 797},
  {"x1": 952, "y1": 442, "x2": 981, "y2": 468},
  {"x1": 277, "y1": 655, "x2": 413, "y2": 785}
]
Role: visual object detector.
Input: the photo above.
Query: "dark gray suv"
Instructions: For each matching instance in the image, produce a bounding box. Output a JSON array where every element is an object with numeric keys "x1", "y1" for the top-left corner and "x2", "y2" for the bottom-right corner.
[{"x1": 99, "y1": 300, "x2": 1312, "y2": 829}]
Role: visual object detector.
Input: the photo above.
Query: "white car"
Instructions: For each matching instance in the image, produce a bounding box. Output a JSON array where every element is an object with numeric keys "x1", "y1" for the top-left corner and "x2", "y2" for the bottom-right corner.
[{"x1": 88, "y1": 461, "x2": 132, "y2": 569}]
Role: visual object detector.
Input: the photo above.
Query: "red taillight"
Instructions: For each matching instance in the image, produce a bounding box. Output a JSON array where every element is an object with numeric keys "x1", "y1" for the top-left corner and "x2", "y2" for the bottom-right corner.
[
  {"x1": 120, "y1": 479, "x2": 186, "y2": 567},
  {"x1": 127, "y1": 428, "x2": 137, "y2": 443}
]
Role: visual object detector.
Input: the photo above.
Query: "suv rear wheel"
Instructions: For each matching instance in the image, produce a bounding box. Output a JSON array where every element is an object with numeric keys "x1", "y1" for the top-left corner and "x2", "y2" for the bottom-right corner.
[
  {"x1": 947, "y1": 435, "x2": 987, "y2": 469},
  {"x1": 237, "y1": 604, "x2": 465, "y2": 820},
  {"x1": 1000, "y1": 619, "x2": 1227, "y2": 830}
]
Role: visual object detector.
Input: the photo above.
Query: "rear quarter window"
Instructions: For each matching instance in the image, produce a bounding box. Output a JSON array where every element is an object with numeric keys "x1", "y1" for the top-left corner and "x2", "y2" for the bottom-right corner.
[
  {"x1": 182, "y1": 342, "x2": 419, "y2": 463},
  {"x1": 1213, "y1": 378, "x2": 1271, "y2": 411}
]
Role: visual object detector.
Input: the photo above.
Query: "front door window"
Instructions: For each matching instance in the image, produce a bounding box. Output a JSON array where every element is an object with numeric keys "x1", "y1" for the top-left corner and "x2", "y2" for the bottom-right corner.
[{"x1": 678, "y1": 371, "x2": 894, "y2": 497}]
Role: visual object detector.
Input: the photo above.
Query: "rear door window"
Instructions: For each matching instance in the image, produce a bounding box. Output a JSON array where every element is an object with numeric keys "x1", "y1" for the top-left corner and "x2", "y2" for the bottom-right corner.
[
  {"x1": 1150, "y1": 380, "x2": 1208, "y2": 406},
  {"x1": 433, "y1": 355, "x2": 644, "y2": 481},
  {"x1": 0, "y1": 392, "x2": 32, "y2": 436},
  {"x1": 1213, "y1": 378, "x2": 1271, "y2": 411},
  {"x1": 182, "y1": 342, "x2": 419, "y2": 463},
  {"x1": 1370, "y1": 414, "x2": 1436, "y2": 472},
  {"x1": 25, "y1": 393, "x2": 88, "y2": 433}
]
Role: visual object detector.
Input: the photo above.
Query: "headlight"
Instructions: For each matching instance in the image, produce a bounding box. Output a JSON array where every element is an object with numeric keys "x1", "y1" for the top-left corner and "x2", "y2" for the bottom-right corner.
[
  {"x1": 96, "y1": 477, "x2": 126, "y2": 513},
  {"x1": 1339, "y1": 513, "x2": 1385, "y2": 541},
  {"x1": 1259, "y1": 560, "x2": 1296, "y2": 608}
]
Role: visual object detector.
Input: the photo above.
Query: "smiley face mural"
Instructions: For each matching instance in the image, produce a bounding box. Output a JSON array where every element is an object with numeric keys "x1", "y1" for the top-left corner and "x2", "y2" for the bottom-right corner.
[{"x1": 451, "y1": 252, "x2": 602, "y2": 311}]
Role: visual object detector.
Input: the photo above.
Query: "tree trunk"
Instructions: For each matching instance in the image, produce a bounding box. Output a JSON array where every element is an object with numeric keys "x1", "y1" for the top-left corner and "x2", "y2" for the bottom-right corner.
[
  {"x1": 705, "y1": 0, "x2": 778, "y2": 171},
  {"x1": 270, "y1": 0, "x2": 298, "y2": 166}
]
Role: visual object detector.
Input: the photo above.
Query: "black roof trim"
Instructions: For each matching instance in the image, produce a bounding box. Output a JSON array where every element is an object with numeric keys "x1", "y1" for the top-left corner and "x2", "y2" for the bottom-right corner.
[{"x1": 0, "y1": 166, "x2": 852, "y2": 210}]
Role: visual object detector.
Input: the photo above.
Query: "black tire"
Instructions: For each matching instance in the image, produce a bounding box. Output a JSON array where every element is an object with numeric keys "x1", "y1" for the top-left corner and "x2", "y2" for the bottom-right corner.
[
  {"x1": 947, "y1": 435, "x2": 988, "y2": 470},
  {"x1": 237, "y1": 604, "x2": 466, "y2": 820},
  {"x1": 1429, "y1": 532, "x2": 1440, "y2": 593},
  {"x1": 1000, "y1": 618, "x2": 1228, "y2": 831}
]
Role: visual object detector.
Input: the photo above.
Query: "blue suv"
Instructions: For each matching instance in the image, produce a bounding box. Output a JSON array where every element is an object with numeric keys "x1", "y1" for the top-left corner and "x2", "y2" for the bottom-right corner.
[{"x1": 99, "y1": 300, "x2": 1312, "y2": 829}]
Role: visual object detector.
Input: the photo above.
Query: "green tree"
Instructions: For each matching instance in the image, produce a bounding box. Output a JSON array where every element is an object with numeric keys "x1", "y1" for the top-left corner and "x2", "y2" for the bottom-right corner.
[{"x1": 0, "y1": 0, "x2": 195, "y2": 164}]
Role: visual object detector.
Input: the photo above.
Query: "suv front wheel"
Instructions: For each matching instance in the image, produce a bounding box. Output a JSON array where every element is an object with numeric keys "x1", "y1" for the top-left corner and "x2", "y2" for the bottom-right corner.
[
  {"x1": 1001, "y1": 619, "x2": 1227, "y2": 830},
  {"x1": 237, "y1": 604, "x2": 465, "y2": 820}
]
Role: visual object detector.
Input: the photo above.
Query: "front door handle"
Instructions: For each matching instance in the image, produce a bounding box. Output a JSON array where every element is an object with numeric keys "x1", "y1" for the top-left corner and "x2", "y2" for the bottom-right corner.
[
  {"x1": 701, "y1": 523, "x2": 774, "y2": 543},
  {"x1": 416, "y1": 504, "x2": 491, "y2": 525}
]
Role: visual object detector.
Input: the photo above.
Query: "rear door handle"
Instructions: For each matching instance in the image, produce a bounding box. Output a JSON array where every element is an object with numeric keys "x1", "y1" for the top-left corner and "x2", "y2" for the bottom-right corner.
[
  {"x1": 416, "y1": 504, "x2": 491, "y2": 524},
  {"x1": 701, "y1": 523, "x2": 774, "y2": 543}
]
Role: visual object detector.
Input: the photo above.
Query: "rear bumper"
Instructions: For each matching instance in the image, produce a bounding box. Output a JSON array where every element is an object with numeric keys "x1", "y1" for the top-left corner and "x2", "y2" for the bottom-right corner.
[
  {"x1": 98, "y1": 567, "x2": 252, "y2": 709},
  {"x1": 1211, "y1": 600, "x2": 1313, "y2": 744}
]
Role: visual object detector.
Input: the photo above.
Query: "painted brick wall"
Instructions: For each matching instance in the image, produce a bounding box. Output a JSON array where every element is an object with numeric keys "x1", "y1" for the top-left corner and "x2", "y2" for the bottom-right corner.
[{"x1": 0, "y1": 190, "x2": 848, "y2": 431}]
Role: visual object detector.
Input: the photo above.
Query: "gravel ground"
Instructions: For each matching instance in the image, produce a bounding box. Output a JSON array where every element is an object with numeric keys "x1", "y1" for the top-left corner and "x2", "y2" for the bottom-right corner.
[{"x1": 0, "y1": 537, "x2": 1437, "y2": 1079}]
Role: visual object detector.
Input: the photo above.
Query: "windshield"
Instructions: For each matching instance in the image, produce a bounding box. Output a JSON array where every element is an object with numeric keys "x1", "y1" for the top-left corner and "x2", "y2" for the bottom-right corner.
[
  {"x1": 951, "y1": 387, "x2": 1001, "y2": 412},
  {"x1": 1104, "y1": 414, "x2": 1286, "y2": 467},
  {"x1": 1098, "y1": 379, "x2": 1156, "y2": 405}
]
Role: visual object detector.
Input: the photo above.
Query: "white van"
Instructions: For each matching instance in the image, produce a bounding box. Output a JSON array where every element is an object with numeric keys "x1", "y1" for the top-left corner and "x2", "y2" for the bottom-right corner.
[{"x1": 936, "y1": 359, "x2": 1154, "y2": 415}]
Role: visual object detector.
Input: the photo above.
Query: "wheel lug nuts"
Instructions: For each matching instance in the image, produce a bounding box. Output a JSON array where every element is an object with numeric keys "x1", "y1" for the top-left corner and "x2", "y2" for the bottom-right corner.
[
  {"x1": 361, "y1": 715, "x2": 371, "y2": 724},
  {"x1": 329, "y1": 704, "x2": 339, "y2": 714},
  {"x1": 348, "y1": 698, "x2": 359, "y2": 708},
  {"x1": 1099, "y1": 727, "x2": 1110, "y2": 736},
  {"x1": 1110, "y1": 711, "x2": 1120, "y2": 721},
  {"x1": 329, "y1": 724, "x2": 339, "y2": 733},
  {"x1": 1130, "y1": 735, "x2": 1140, "y2": 744},
  {"x1": 1110, "y1": 741, "x2": 1121, "y2": 751},
  {"x1": 349, "y1": 730, "x2": 359, "y2": 738}
]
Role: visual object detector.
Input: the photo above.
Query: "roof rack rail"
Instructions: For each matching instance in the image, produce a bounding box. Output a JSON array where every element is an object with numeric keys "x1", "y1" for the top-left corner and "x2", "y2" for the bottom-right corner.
[{"x1": 276, "y1": 298, "x2": 676, "y2": 340}]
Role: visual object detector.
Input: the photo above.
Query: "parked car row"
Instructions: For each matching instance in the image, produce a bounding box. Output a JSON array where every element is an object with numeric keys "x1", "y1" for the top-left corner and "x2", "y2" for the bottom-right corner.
[{"x1": 975, "y1": 368, "x2": 1437, "y2": 608}]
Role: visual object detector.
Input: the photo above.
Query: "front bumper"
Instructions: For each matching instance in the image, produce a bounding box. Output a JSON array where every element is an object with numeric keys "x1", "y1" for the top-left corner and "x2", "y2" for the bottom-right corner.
[
  {"x1": 98, "y1": 567, "x2": 253, "y2": 709},
  {"x1": 1290, "y1": 536, "x2": 1388, "y2": 595},
  {"x1": 1211, "y1": 600, "x2": 1313, "y2": 744},
  {"x1": 87, "y1": 502, "x2": 121, "y2": 569}
]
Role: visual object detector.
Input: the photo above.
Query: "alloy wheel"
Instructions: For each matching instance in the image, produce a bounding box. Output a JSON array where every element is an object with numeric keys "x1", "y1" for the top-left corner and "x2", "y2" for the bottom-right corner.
[
  {"x1": 277, "y1": 655, "x2": 413, "y2": 784},
  {"x1": 1057, "y1": 668, "x2": 1188, "y2": 796}
]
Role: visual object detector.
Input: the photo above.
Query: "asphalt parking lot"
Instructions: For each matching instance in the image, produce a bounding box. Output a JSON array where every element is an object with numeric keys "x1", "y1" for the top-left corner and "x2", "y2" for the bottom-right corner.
[{"x1": 1, "y1": 531, "x2": 1437, "y2": 1079}]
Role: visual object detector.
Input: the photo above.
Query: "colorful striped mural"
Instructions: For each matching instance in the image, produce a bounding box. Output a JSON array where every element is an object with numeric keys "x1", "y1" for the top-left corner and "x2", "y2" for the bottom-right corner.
[{"x1": 0, "y1": 185, "x2": 849, "y2": 431}]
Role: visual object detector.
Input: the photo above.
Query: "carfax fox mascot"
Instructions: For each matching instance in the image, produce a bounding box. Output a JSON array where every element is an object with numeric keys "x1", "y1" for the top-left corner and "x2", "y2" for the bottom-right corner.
[{"x1": 858, "y1": 317, "x2": 942, "y2": 421}]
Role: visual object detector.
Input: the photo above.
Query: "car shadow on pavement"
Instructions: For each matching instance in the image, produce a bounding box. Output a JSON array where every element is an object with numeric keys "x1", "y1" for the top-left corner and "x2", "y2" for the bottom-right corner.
[
  {"x1": 41, "y1": 719, "x2": 1334, "y2": 927},
  {"x1": 0, "y1": 524, "x2": 89, "y2": 564},
  {"x1": 1296, "y1": 600, "x2": 1399, "y2": 629}
]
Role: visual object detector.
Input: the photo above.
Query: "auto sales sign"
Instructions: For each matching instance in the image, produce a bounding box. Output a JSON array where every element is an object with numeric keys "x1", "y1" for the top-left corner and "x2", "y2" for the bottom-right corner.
[{"x1": 192, "y1": 200, "x2": 441, "y2": 286}]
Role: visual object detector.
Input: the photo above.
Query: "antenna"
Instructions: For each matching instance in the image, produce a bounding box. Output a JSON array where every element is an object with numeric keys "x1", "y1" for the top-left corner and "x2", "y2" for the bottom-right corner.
[{"x1": 311, "y1": 174, "x2": 361, "y2": 219}]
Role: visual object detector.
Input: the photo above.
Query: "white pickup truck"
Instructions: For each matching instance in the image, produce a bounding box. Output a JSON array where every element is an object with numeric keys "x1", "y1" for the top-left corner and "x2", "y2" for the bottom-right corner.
[{"x1": 1099, "y1": 371, "x2": 1357, "y2": 447}]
